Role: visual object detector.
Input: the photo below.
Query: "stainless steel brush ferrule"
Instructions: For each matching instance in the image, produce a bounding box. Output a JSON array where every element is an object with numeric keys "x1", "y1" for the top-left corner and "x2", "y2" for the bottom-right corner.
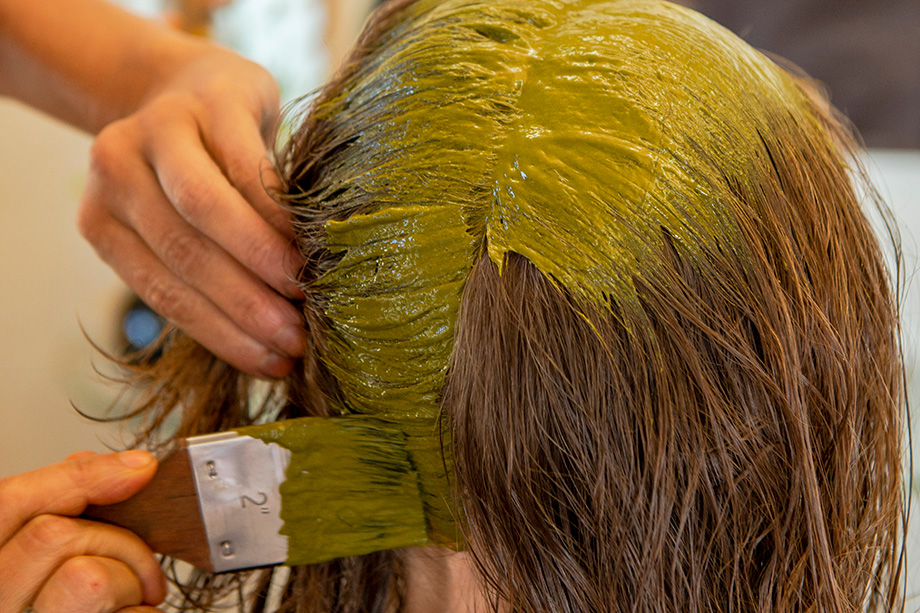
[{"x1": 186, "y1": 431, "x2": 291, "y2": 572}]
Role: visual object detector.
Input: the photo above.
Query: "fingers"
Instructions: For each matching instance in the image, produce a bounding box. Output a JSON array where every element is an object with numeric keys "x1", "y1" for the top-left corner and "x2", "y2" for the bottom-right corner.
[
  {"x1": 0, "y1": 453, "x2": 165, "y2": 612},
  {"x1": 0, "y1": 451, "x2": 157, "y2": 544},
  {"x1": 0, "y1": 519, "x2": 165, "y2": 611},
  {"x1": 204, "y1": 98, "x2": 293, "y2": 240},
  {"x1": 82, "y1": 209, "x2": 295, "y2": 377},
  {"x1": 77, "y1": 49, "x2": 307, "y2": 377},
  {"x1": 79, "y1": 109, "x2": 306, "y2": 378},
  {"x1": 31, "y1": 556, "x2": 149, "y2": 613},
  {"x1": 66, "y1": 450, "x2": 100, "y2": 461},
  {"x1": 142, "y1": 115, "x2": 304, "y2": 301}
]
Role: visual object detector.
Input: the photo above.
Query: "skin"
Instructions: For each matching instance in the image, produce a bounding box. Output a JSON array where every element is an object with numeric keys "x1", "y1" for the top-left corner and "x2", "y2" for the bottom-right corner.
[
  {"x1": 0, "y1": 449, "x2": 485, "y2": 612},
  {"x1": 0, "y1": 451, "x2": 165, "y2": 612},
  {"x1": 401, "y1": 547, "x2": 495, "y2": 613},
  {"x1": 0, "y1": 0, "x2": 353, "y2": 606},
  {"x1": 0, "y1": 0, "x2": 307, "y2": 379}
]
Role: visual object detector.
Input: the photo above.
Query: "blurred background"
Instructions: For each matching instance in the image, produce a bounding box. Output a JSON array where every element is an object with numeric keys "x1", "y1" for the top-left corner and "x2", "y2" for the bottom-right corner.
[{"x1": 0, "y1": 0, "x2": 918, "y2": 602}]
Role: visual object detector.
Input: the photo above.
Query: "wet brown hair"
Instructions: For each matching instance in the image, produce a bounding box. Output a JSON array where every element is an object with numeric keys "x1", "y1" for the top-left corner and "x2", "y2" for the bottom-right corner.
[{"x1": 116, "y1": 0, "x2": 905, "y2": 611}]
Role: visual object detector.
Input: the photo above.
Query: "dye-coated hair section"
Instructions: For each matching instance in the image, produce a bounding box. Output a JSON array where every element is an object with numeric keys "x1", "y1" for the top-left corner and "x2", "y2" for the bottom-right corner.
[{"x1": 278, "y1": 0, "x2": 904, "y2": 610}]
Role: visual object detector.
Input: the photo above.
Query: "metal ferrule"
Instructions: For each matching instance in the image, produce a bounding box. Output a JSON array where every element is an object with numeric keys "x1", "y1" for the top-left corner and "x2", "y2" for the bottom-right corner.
[{"x1": 186, "y1": 431, "x2": 291, "y2": 572}]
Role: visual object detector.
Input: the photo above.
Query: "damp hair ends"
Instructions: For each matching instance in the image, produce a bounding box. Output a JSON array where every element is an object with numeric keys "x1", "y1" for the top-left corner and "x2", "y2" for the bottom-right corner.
[{"x1": 117, "y1": 0, "x2": 905, "y2": 611}]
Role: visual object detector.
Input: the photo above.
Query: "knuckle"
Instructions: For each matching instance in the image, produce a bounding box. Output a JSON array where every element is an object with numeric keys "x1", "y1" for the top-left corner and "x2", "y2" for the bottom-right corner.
[
  {"x1": 196, "y1": 72, "x2": 239, "y2": 106},
  {"x1": 234, "y1": 293, "x2": 276, "y2": 335},
  {"x1": 0, "y1": 476, "x2": 18, "y2": 516},
  {"x1": 22, "y1": 515, "x2": 78, "y2": 551},
  {"x1": 55, "y1": 557, "x2": 117, "y2": 608},
  {"x1": 161, "y1": 231, "x2": 208, "y2": 281},
  {"x1": 80, "y1": 122, "x2": 138, "y2": 251},
  {"x1": 241, "y1": 238, "x2": 279, "y2": 278},
  {"x1": 141, "y1": 274, "x2": 191, "y2": 324},
  {"x1": 137, "y1": 91, "x2": 199, "y2": 131},
  {"x1": 67, "y1": 454, "x2": 96, "y2": 491},
  {"x1": 168, "y1": 175, "x2": 219, "y2": 223},
  {"x1": 75, "y1": 199, "x2": 109, "y2": 253},
  {"x1": 87, "y1": 122, "x2": 133, "y2": 184}
]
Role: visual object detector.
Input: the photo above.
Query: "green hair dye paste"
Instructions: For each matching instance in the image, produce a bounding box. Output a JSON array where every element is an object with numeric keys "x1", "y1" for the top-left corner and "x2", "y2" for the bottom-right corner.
[{"x1": 268, "y1": 0, "x2": 817, "y2": 556}]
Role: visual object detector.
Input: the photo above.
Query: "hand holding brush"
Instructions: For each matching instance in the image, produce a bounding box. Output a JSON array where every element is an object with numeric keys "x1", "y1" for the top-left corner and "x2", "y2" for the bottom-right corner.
[
  {"x1": 0, "y1": 451, "x2": 166, "y2": 613},
  {"x1": 82, "y1": 416, "x2": 434, "y2": 574}
]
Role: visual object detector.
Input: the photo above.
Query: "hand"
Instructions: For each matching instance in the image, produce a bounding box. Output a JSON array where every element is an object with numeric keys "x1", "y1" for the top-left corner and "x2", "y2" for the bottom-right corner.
[
  {"x1": 0, "y1": 451, "x2": 165, "y2": 612},
  {"x1": 77, "y1": 45, "x2": 307, "y2": 379}
]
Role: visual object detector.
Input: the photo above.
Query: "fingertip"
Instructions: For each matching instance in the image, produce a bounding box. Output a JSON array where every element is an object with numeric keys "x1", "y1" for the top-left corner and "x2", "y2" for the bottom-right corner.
[
  {"x1": 116, "y1": 451, "x2": 157, "y2": 471},
  {"x1": 283, "y1": 279, "x2": 306, "y2": 301},
  {"x1": 280, "y1": 256, "x2": 306, "y2": 300},
  {"x1": 273, "y1": 211, "x2": 298, "y2": 241},
  {"x1": 286, "y1": 242, "x2": 306, "y2": 264},
  {"x1": 143, "y1": 565, "x2": 168, "y2": 606},
  {"x1": 273, "y1": 324, "x2": 308, "y2": 359},
  {"x1": 258, "y1": 352, "x2": 296, "y2": 380}
]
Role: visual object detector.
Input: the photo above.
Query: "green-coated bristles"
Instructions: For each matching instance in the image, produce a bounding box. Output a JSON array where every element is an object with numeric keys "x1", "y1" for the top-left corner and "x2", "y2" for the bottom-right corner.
[{"x1": 240, "y1": 417, "x2": 430, "y2": 565}]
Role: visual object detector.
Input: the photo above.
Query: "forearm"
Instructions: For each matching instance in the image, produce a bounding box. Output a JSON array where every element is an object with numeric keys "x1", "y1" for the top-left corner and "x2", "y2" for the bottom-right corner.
[{"x1": 0, "y1": 0, "x2": 212, "y2": 132}]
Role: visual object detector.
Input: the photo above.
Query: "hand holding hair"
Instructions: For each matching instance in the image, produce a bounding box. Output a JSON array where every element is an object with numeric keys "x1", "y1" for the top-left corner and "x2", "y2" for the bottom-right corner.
[
  {"x1": 0, "y1": 0, "x2": 308, "y2": 378},
  {"x1": 0, "y1": 451, "x2": 165, "y2": 613},
  {"x1": 76, "y1": 45, "x2": 308, "y2": 379}
]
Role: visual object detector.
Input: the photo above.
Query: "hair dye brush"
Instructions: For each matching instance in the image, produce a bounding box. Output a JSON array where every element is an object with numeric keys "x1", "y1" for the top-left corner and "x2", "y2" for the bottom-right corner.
[{"x1": 82, "y1": 417, "x2": 436, "y2": 572}]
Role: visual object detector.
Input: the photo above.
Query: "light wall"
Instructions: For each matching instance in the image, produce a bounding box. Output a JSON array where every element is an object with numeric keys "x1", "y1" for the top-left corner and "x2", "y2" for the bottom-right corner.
[{"x1": 0, "y1": 100, "x2": 127, "y2": 478}]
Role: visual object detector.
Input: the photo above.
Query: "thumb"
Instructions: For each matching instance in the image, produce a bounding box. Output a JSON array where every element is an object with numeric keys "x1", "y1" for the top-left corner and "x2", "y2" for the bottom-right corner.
[{"x1": 0, "y1": 451, "x2": 158, "y2": 544}]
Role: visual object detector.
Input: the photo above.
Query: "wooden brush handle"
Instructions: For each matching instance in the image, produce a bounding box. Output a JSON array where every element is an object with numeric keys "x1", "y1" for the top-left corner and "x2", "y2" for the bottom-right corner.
[{"x1": 82, "y1": 447, "x2": 214, "y2": 572}]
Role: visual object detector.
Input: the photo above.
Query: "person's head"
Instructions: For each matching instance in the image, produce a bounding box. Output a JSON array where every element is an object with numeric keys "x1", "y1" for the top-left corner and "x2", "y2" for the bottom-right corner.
[{"x1": 128, "y1": 0, "x2": 905, "y2": 611}]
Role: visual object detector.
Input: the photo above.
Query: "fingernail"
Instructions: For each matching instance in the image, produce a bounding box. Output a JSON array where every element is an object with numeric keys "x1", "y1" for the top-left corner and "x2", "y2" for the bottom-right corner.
[
  {"x1": 118, "y1": 450, "x2": 154, "y2": 469},
  {"x1": 260, "y1": 352, "x2": 294, "y2": 379},
  {"x1": 273, "y1": 324, "x2": 307, "y2": 357}
]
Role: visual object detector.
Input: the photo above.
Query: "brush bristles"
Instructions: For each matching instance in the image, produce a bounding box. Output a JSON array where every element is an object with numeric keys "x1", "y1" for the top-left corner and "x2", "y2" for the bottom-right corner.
[{"x1": 239, "y1": 416, "x2": 430, "y2": 565}]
